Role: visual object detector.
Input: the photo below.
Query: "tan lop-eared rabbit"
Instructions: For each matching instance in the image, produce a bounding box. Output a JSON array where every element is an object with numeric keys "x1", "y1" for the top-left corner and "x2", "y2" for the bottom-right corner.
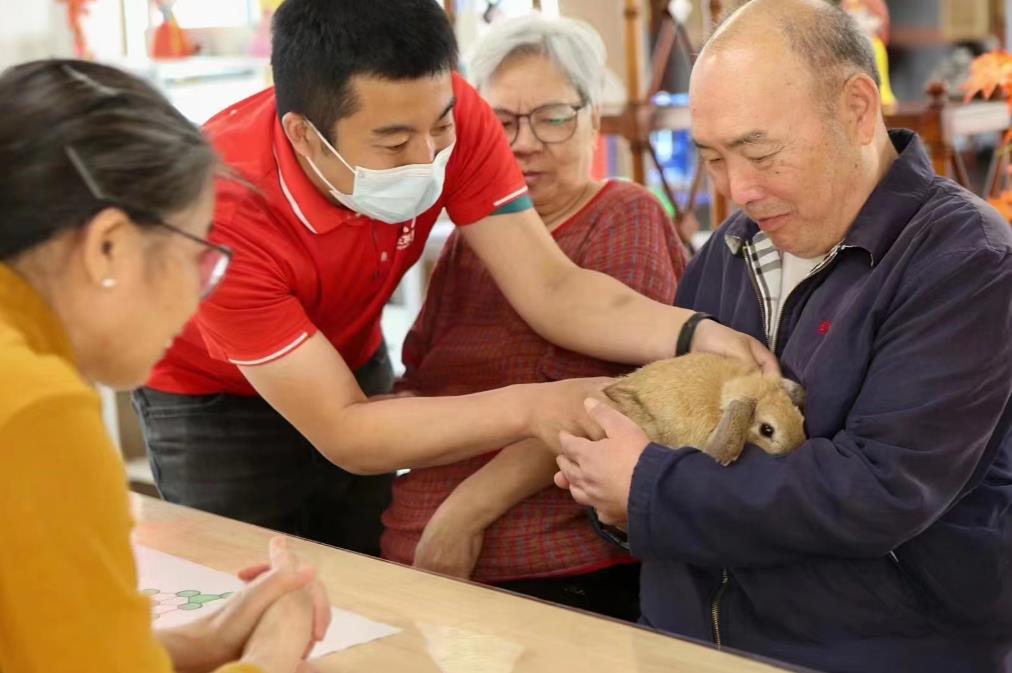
[{"x1": 603, "y1": 353, "x2": 807, "y2": 466}]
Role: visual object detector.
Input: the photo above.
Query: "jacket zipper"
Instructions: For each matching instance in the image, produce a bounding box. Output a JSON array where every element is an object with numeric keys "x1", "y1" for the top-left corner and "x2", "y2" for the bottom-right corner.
[
  {"x1": 713, "y1": 242, "x2": 766, "y2": 651},
  {"x1": 718, "y1": 242, "x2": 850, "y2": 648},
  {"x1": 711, "y1": 569, "x2": 730, "y2": 648},
  {"x1": 718, "y1": 243, "x2": 846, "y2": 649}
]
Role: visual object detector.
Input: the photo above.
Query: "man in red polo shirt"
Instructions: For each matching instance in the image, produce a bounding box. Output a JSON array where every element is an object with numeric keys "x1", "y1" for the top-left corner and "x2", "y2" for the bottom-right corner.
[{"x1": 134, "y1": 0, "x2": 774, "y2": 555}]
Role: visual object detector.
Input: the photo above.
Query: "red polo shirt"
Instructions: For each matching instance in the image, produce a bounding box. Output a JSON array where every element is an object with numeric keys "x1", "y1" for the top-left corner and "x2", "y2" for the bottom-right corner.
[{"x1": 148, "y1": 72, "x2": 528, "y2": 396}]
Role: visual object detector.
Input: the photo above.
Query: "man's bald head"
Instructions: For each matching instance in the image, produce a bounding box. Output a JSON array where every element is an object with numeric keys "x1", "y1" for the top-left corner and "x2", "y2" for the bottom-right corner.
[
  {"x1": 688, "y1": 0, "x2": 895, "y2": 258},
  {"x1": 701, "y1": 0, "x2": 879, "y2": 111}
]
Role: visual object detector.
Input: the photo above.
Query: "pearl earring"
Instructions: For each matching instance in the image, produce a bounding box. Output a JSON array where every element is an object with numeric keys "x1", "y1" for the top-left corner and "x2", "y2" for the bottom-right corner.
[{"x1": 100, "y1": 278, "x2": 117, "y2": 289}]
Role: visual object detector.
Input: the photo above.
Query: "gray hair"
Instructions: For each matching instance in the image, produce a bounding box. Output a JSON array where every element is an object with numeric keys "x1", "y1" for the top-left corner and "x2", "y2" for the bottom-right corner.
[
  {"x1": 467, "y1": 14, "x2": 607, "y2": 107},
  {"x1": 709, "y1": 0, "x2": 880, "y2": 110},
  {"x1": 780, "y1": 1, "x2": 880, "y2": 88}
]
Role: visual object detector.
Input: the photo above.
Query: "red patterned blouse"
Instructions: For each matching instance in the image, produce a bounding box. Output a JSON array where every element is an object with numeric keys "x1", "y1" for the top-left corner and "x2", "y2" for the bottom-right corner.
[{"x1": 381, "y1": 180, "x2": 687, "y2": 582}]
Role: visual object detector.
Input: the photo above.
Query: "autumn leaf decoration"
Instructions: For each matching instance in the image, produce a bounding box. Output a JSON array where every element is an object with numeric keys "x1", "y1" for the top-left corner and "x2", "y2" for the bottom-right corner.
[
  {"x1": 963, "y1": 51, "x2": 1012, "y2": 104},
  {"x1": 963, "y1": 51, "x2": 1012, "y2": 222}
]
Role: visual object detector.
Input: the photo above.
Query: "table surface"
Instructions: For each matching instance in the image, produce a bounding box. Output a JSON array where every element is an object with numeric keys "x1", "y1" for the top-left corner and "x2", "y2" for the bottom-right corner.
[{"x1": 132, "y1": 494, "x2": 800, "y2": 673}]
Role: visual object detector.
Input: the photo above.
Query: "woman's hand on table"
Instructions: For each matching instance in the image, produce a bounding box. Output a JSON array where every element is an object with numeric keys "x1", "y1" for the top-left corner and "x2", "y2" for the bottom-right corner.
[
  {"x1": 160, "y1": 537, "x2": 327, "y2": 673},
  {"x1": 237, "y1": 537, "x2": 325, "y2": 672}
]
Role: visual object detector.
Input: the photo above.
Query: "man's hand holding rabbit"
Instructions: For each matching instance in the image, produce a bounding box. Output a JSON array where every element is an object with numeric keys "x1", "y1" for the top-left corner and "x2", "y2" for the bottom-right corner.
[{"x1": 556, "y1": 398, "x2": 649, "y2": 529}]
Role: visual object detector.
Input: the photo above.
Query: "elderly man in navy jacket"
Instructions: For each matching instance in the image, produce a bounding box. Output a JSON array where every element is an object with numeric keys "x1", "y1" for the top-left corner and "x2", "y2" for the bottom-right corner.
[{"x1": 556, "y1": 1, "x2": 1012, "y2": 671}]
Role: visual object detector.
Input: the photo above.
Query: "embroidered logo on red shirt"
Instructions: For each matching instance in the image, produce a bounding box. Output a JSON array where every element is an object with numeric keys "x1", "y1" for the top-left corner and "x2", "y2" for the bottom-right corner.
[{"x1": 396, "y1": 220, "x2": 416, "y2": 250}]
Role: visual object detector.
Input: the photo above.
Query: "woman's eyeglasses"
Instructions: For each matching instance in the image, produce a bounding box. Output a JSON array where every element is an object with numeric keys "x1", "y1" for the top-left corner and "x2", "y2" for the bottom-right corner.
[
  {"x1": 146, "y1": 218, "x2": 232, "y2": 300},
  {"x1": 65, "y1": 146, "x2": 232, "y2": 300},
  {"x1": 494, "y1": 101, "x2": 588, "y2": 146}
]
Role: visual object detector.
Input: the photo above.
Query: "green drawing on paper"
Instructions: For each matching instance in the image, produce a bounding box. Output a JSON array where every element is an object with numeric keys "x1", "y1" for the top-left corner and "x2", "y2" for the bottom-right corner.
[{"x1": 143, "y1": 587, "x2": 234, "y2": 620}]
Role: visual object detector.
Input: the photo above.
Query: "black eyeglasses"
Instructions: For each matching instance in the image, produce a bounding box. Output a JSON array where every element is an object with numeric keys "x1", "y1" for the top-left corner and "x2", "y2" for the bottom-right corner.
[
  {"x1": 65, "y1": 146, "x2": 232, "y2": 300},
  {"x1": 494, "y1": 101, "x2": 588, "y2": 146}
]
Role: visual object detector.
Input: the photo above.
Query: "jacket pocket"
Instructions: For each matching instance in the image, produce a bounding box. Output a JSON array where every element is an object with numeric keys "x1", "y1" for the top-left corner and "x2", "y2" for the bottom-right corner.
[{"x1": 735, "y1": 556, "x2": 934, "y2": 642}]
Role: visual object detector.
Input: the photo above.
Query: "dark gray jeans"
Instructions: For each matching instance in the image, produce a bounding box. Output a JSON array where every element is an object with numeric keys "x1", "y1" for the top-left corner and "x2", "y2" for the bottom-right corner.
[{"x1": 132, "y1": 344, "x2": 395, "y2": 556}]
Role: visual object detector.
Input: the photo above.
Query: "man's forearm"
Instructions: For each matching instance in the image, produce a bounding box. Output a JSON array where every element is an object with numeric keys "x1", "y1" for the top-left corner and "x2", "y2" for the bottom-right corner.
[
  {"x1": 532, "y1": 266, "x2": 689, "y2": 364},
  {"x1": 243, "y1": 334, "x2": 608, "y2": 477},
  {"x1": 316, "y1": 385, "x2": 532, "y2": 475}
]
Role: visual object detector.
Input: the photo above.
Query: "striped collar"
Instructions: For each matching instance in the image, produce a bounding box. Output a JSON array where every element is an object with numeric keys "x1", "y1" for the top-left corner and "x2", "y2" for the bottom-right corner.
[{"x1": 734, "y1": 232, "x2": 843, "y2": 350}]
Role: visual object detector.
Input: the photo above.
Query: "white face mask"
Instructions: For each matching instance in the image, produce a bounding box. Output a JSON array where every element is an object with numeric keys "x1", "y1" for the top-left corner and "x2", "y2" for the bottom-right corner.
[{"x1": 302, "y1": 123, "x2": 453, "y2": 224}]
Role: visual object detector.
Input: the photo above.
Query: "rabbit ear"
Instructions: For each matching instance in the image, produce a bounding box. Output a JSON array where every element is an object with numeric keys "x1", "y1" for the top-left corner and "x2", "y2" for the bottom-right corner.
[
  {"x1": 603, "y1": 382, "x2": 657, "y2": 423},
  {"x1": 702, "y1": 398, "x2": 756, "y2": 466},
  {"x1": 781, "y1": 379, "x2": 806, "y2": 409}
]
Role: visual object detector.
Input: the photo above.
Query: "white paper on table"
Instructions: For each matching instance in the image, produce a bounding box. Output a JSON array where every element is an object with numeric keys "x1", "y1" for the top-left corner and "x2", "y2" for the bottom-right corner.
[
  {"x1": 419, "y1": 622, "x2": 525, "y2": 673},
  {"x1": 134, "y1": 545, "x2": 400, "y2": 658}
]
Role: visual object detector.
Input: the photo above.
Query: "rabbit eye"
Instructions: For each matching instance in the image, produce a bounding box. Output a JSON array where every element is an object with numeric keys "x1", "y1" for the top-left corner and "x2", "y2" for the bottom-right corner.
[{"x1": 760, "y1": 423, "x2": 775, "y2": 438}]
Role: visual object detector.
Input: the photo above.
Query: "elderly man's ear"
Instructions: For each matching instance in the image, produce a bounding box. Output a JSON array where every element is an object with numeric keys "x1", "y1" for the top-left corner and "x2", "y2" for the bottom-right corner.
[{"x1": 841, "y1": 72, "x2": 881, "y2": 145}]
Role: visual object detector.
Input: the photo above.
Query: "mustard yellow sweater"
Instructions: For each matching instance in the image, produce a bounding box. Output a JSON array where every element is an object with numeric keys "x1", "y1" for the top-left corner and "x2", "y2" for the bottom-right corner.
[{"x1": 0, "y1": 263, "x2": 261, "y2": 673}]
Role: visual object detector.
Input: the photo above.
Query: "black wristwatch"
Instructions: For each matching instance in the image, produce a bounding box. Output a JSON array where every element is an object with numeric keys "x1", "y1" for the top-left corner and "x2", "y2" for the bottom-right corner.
[
  {"x1": 587, "y1": 508, "x2": 631, "y2": 551},
  {"x1": 676, "y1": 312, "x2": 716, "y2": 356}
]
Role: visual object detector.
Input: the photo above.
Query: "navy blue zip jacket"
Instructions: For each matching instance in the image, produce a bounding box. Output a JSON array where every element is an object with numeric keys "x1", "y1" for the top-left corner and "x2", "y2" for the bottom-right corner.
[{"x1": 628, "y1": 131, "x2": 1012, "y2": 673}]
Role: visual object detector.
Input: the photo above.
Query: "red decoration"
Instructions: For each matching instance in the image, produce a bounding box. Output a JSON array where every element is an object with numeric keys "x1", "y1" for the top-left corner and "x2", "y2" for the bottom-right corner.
[
  {"x1": 57, "y1": 0, "x2": 95, "y2": 59},
  {"x1": 151, "y1": 1, "x2": 198, "y2": 60}
]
